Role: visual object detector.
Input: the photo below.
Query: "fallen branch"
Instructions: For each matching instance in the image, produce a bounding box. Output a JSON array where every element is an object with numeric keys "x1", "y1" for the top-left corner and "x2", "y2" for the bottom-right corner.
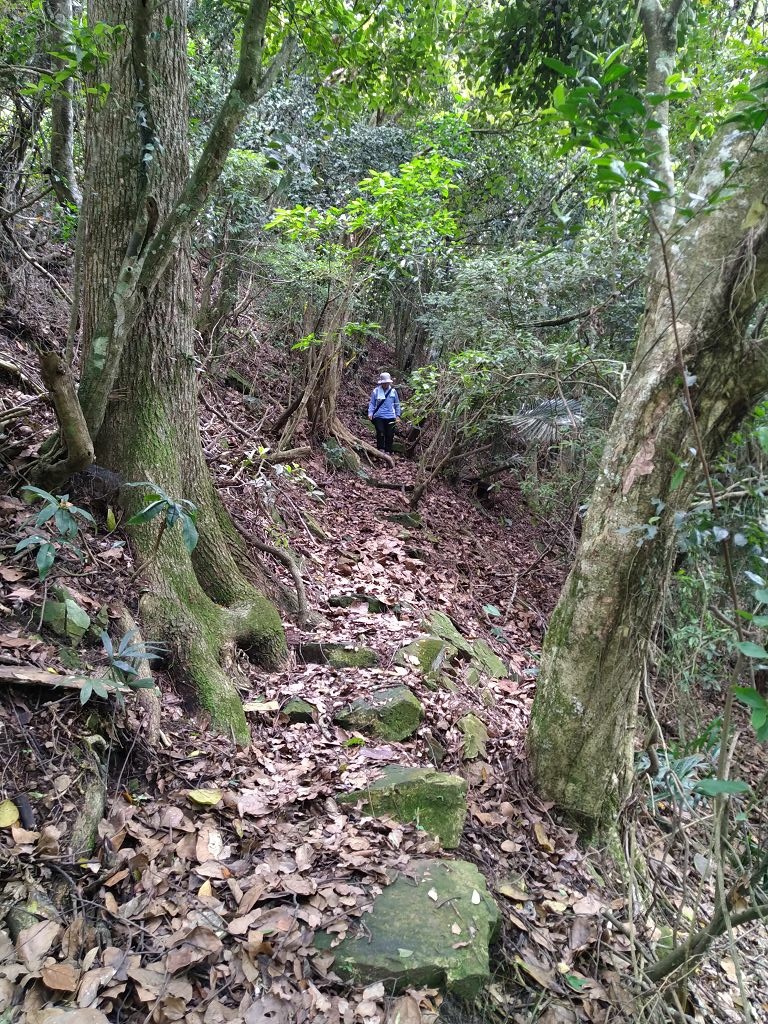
[{"x1": 0, "y1": 664, "x2": 115, "y2": 691}]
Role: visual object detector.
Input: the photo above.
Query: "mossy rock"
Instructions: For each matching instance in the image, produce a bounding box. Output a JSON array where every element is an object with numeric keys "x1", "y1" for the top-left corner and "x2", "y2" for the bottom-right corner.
[
  {"x1": 319, "y1": 858, "x2": 499, "y2": 998},
  {"x1": 329, "y1": 593, "x2": 388, "y2": 613},
  {"x1": 394, "y1": 638, "x2": 457, "y2": 684},
  {"x1": 384, "y1": 512, "x2": 423, "y2": 528},
  {"x1": 471, "y1": 640, "x2": 507, "y2": 679},
  {"x1": 338, "y1": 766, "x2": 467, "y2": 848},
  {"x1": 223, "y1": 368, "x2": 255, "y2": 394},
  {"x1": 282, "y1": 698, "x2": 316, "y2": 724},
  {"x1": 322, "y1": 438, "x2": 361, "y2": 472},
  {"x1": 335, "y1": 686, "x2": 423, "y2": 741},
  {"x1": 424, "y1": 611, "x2": 473, "y2": 656},
  {"x1": 43, "y1": 589, "x2": 91, "y2": 642},
  {"x1": 295, "y1": 642, "x2": 379, "y2": 669},
  {"x1": 457, "y1": 714, "x2": 488, "y2": 760}
]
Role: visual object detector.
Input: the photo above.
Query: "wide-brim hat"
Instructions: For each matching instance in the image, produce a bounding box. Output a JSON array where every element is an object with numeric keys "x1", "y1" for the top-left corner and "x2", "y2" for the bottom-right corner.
[{"x1": 378, "y1": 372, "x2": 393, "y2": 384}]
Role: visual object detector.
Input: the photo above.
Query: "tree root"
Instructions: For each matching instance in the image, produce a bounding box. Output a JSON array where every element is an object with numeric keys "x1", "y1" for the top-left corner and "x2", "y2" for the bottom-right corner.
[
  {"x1": 112, "y1": 601, "x2": 160, "y2": 745},
  {"x1": 330, "y1": 418, "x2": 393, "y2": 466},
  {"x1": 233, "y1": 520, "x2": 309, "y2": 626}
]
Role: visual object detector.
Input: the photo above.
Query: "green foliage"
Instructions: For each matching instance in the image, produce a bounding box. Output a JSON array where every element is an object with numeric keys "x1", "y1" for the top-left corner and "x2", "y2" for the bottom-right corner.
[
  {"x1": 14, "y1": 487, "x2": 95, "y2": 581},
  {"x1": 267, "y1": 151, "x2": 462, "y2": 268},
  {"x1": 79, "y1": 629, "x2": 162, "y2": 706},
  {"x1": 125, "y1": 485, "x2": 199, "y2": 553}
]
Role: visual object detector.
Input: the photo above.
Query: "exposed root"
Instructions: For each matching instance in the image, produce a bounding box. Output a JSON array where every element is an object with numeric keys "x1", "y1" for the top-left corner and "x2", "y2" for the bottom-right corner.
[
  {"x1": 233, "y1": 519, "x2": 309, "y2": 626},
  {"x1": 112, "y1": 600, "x2": 161, "y2": 745},
  {"x1": 330, "y1": 417, "x2": 393, "y2": 466}
]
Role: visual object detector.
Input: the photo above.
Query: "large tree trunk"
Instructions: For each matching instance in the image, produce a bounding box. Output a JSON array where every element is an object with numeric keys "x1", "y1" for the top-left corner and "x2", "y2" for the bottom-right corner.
[
  {"x1": 529, "y1": 98, "x2": 768, "y2": 827},
  {"x1": 79, "y1": 0, "x2": 285, "y2": 742}
]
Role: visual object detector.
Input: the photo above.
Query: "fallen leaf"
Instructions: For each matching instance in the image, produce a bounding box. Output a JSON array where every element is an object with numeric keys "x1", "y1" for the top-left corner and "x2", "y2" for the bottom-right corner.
[
  {"x1": 17, "y1": 920, "x2": 61, "y2": 971},
  {"x1": 571, "y1": 895, "x2": 601, "y2": 916},
  {"x1": 237, "y1": 790, "x2": 270, "y2": 816},
  {"x1": 387, "y1": 994, "x2": 422, "y2": 1023},
  {"x1": 0, "y1": 800, "x2": 20, "y2": 828},
  {"x1": 533, "y1": 822, "x2": 555, "y2": 854},
  {"x1": 243, "y1": 700, "x2": 280, "y2": 712},
  {"x1": 196, "y1": 826, "x2": 226, "y2": 863},
  {"x1": 77, "y1": 966, "x2": 116, "y2": 1007},
  {"x1": 515, "y1": 955, "x2": 558, "y2": 992},
  {"x1": 42, "y1": 962, "x2": 79, "y2": 992},
  {"x1": 187, "y1": 789, "x2": 223, "y2": 807},
  {"x1": 27, "y1": 1011, "x2": 110, "y2": 1024},
  {"x1": 497, "y1": 881, "x2": 528, "y2": 901}
]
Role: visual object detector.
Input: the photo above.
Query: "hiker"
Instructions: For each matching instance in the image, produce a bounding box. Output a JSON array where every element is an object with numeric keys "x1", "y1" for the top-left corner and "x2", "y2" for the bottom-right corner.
[{"x1": 368, "y1": 372, "x2": 401, "y2": 454}]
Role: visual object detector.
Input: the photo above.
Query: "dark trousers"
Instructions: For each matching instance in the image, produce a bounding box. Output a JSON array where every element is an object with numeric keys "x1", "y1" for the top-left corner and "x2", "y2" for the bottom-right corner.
[{"x1": 373, "y1": 417, "x2": 396, "y2": 454}]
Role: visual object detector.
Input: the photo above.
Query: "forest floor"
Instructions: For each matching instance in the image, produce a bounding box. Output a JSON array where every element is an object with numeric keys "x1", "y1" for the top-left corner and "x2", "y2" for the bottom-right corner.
[{"x1": 1, "y1": 332, "x2": 767, "y2": 1024}]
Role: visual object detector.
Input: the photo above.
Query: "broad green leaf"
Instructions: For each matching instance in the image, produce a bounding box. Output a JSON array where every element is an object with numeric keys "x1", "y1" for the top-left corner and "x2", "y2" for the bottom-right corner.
[
  {"x1": 181, "y1": 513, "x2": 199, "y2": 553},
  {"x1": 670, "y1": 466, "x2": 685, "y2": 491},
  {"x1": 36, "y1": 543, "x2": 56, "y2": 580},
  {"x1": 694, "y1": 778, "x2": 750, "y2": 797},
  {"x1": 734, "y1": 686, "x2": 768, "y2": 710},
  {"x1": 736, "y1": 641, "x2": 768, "y2": 659},
  {"x1": 126, "y1": 500, "x2": 166, "y2": 526},
  {"x1": 541, "y1": 56, "x2": 579, "y2": 77}
]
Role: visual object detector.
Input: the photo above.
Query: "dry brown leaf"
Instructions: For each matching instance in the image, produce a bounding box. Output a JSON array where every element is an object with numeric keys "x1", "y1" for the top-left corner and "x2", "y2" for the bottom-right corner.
[
  {"x1": 538, "y1": 1004, "x2": 578, "y2": 1024},
  {"x1": 237, "y1": 790, "x2": 271, "y2": 816},
  {"x1": 37, "y1": 824, "x2": 61, "y2": 857},
  {"x1": 515, "y1": 955, "x2": 559, "y2": 992},
  {"x1": 571, "y1": 895, "x2": 601, "y2": 916},
  {"x1": 195, "y1": 826, "x2": 226, "y2": 863},
  {"x1": 77, "y1": 966, "x2": 116, "y2": 1007},
  {"x1": 17, "y1": 920, "x2": 61, "y2": 971},
  {"x1": 533, "y1": 822, "x2": 555, "y2": 854},
  {"x1": 27, "y1": 1011, "x2": 110, "y2": 1024},
  {"x1": 497, "y1": 880, "x2": 527, "y2": 901},
  {"x1": 387, "y1": 994, "x2": 422, "y2": 1024},
  {"x1": 41, "y1": 961, "x2": 79, "y2": 992}
]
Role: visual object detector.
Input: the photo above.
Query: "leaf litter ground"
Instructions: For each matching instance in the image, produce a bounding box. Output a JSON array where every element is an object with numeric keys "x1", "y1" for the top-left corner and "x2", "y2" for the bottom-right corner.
[{"x1": 1, "y1": 359, "x2": 767, "y2": 1023}]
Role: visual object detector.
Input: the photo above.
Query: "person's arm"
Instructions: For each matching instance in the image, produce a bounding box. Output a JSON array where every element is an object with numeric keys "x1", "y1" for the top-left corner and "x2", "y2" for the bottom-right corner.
[
  {"x1": 368, "y1": 389, "x2": 376, "y2": 419},
  {"x1": 394, "y1": 389, "x2": 401, "y2": 419}
]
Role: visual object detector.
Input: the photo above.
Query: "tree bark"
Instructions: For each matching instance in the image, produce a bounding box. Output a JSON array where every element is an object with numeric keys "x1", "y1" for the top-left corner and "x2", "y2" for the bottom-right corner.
[
  {"x1": 529, "y1": 100, "x2": 768, "y2": 827},
  {"x1": 79, "y1": 0, "x2": 286, "y2": 742},
  {"x1": 44, "y1": 0, "x2": 82, "y2": 210}
]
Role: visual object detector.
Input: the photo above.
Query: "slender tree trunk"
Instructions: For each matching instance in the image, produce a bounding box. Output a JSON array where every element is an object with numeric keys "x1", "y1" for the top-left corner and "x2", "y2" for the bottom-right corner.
[
  {"x1": 529, "y1": 97, "x2": 768, "y2": 827},
  {"x1": 45, "y1": 0, "x2": 82, "y2": 209},
  {"x1": 79, "y1": 0, "x2": 285, "y2": 742}
]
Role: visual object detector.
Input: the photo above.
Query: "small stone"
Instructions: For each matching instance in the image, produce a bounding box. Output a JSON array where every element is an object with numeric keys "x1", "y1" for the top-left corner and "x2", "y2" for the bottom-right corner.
[
  {"x1": 42, "y1": 596, "x2": 90, "y2": 642},
  {"x1": 282, "y1": 699, "x2": 316, "y2": 724},
  {"x1": 471, "y1": 639, "x2": 507, "y2": 679},
  {"x1": 394, "y1": 638, "x2": 456, "y2": 683},
  {"x1": 335, "y1": 686, "x2": 423, "y2": 741},
  {"x1": 322, "y1": 439, "x2": 361, "y2": 472},
  {"x1": 295, "y1": 642, "x2": 379, "y2": 669},
  {"x1": 329, "y1": 593, "x2": 388, "y2": 613},
  {"x1": 457, "y1": 714, "x2": 488, "y2": 760},
  {"x1": 384, "y1": 512, "x2": 422, "y2": 528},
  {"x1": 424, "y1": 611, "x2": 473, "y2": 656},
  {"x1": 425, "y1": 734, "x2": 447, "y2": 767},
  {"x1": 319, "y1": 858, "x2": 499, "y2": 998},
  {"x1": 338, "y1": 766, "x2": 467, "y2": 848}
]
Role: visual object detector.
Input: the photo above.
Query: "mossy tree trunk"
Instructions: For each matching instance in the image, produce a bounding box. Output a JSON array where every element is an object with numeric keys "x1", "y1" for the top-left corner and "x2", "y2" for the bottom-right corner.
[
  {"x1": 529, "y1": 57, "x2": 768, "y2": 827},
  {"x1": 78, "y1": 0, "x2": 286, "y2": 741}
]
